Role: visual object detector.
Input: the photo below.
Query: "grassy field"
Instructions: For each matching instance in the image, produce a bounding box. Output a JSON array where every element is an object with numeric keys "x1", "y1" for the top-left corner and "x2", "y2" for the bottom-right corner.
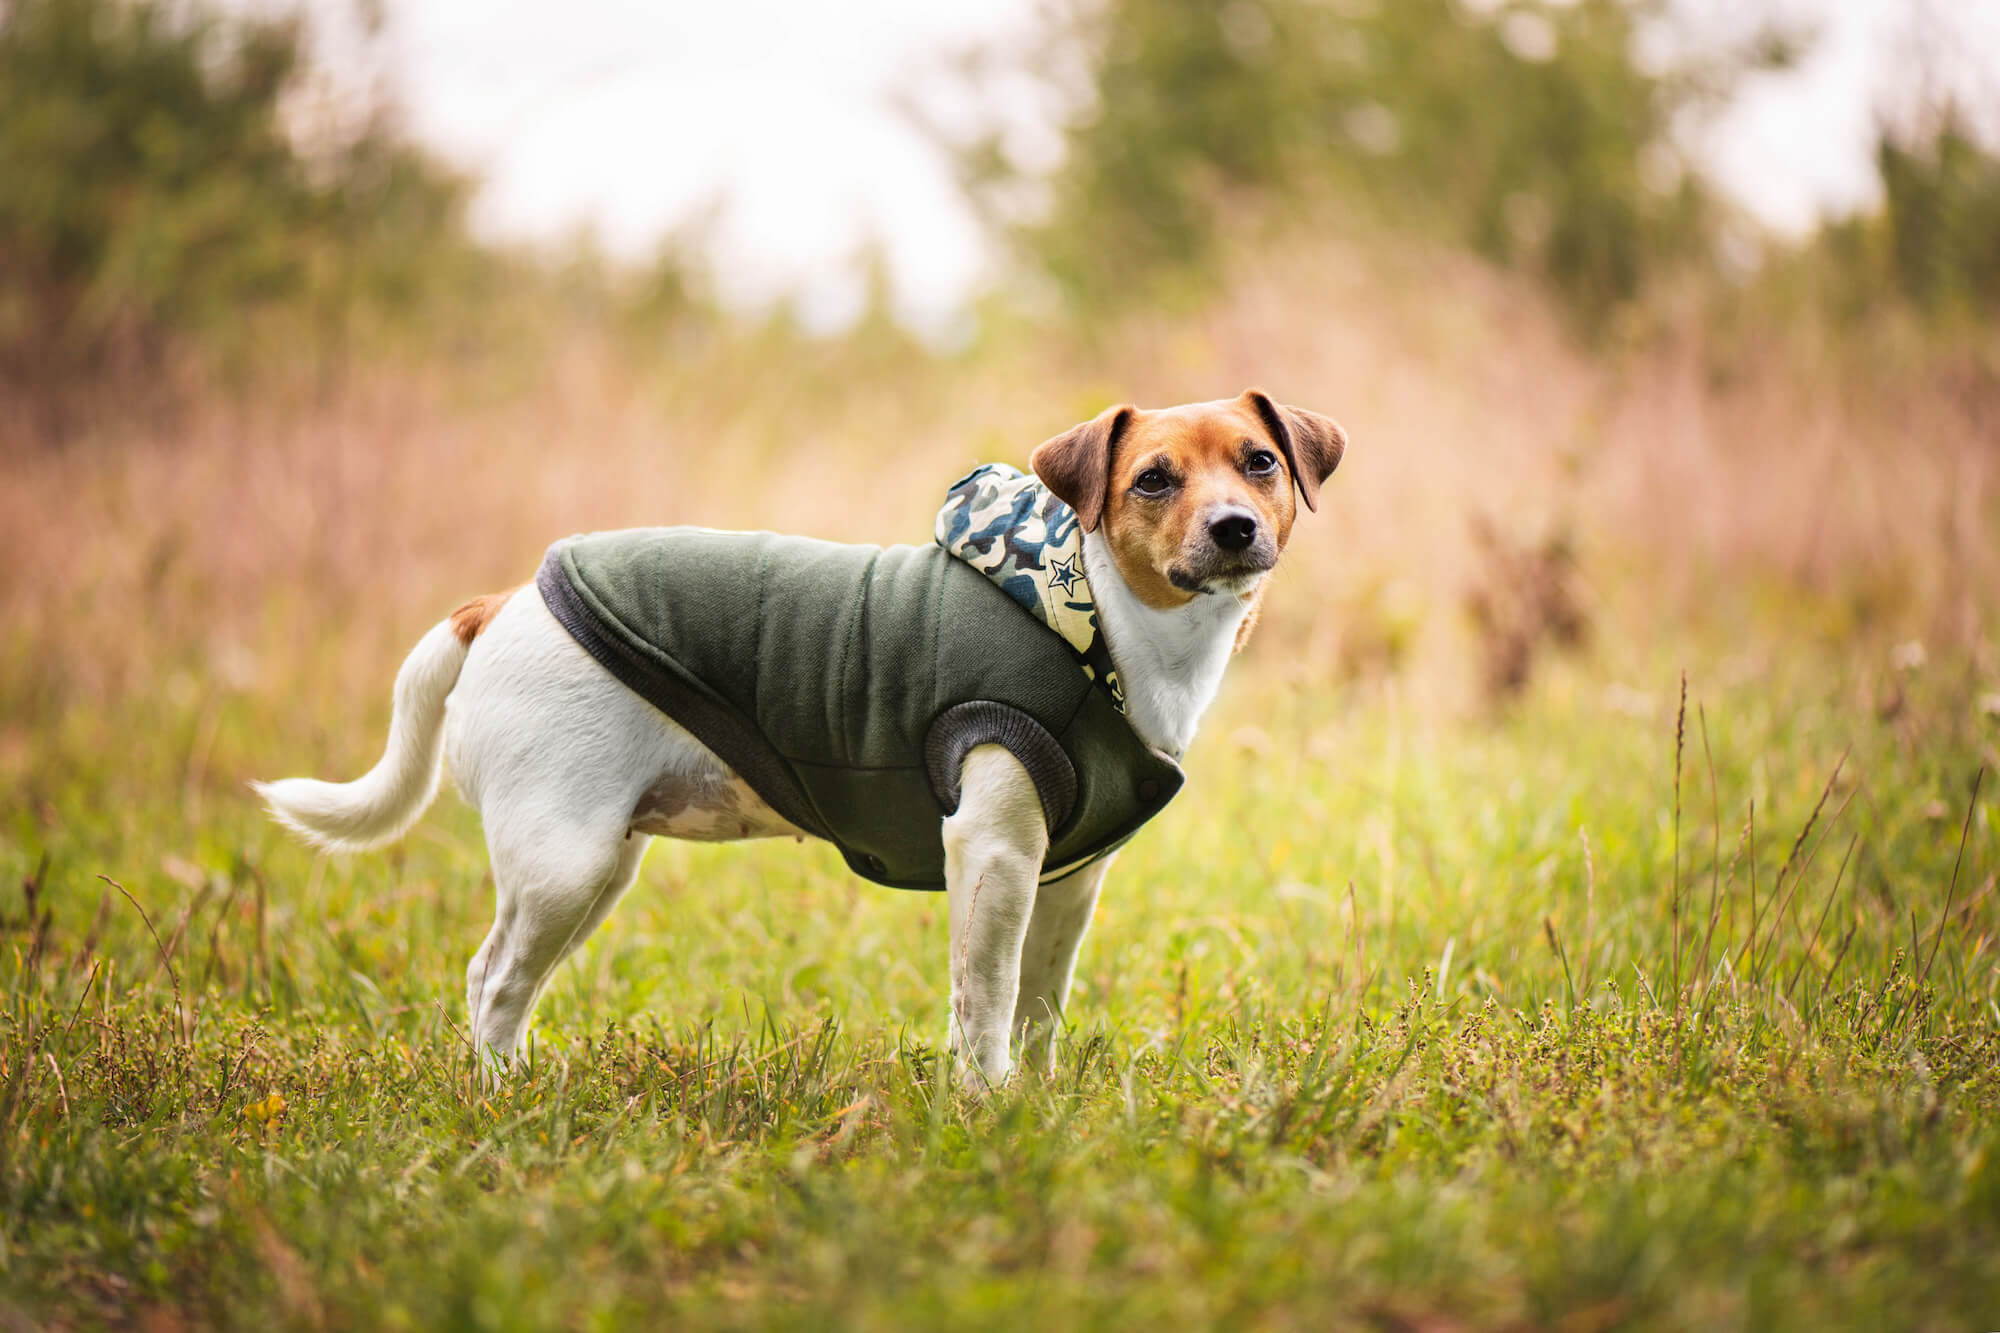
[
  {"x1": 3, "y1": 246, "x2": 1998, "y2": 1328},
  {"x1": 3, "y1": 620, "x2": 1996, "y2": 1328}
]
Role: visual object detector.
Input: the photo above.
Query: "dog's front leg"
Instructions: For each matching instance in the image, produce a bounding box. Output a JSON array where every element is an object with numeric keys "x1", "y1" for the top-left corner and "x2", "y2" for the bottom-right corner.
[
  {"x1": 942, "y1": 744, "x2": 1048, "y2": 1093},
  {"x1": 1013, "y1": 854, "x2": 1113, "y2": 1075}
]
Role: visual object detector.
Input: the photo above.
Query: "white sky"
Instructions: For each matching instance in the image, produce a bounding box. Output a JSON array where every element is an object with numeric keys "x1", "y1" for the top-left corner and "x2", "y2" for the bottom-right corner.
[
  {"x1": 355, "y1": 0, "x2": 1040, "y2": 334},
  {"x1": 1693, "y1": 0, "x2": 2000, "y2": 233},
  {"x1": 306, "y1": 0, "x2": 2000, "y2": 332}
]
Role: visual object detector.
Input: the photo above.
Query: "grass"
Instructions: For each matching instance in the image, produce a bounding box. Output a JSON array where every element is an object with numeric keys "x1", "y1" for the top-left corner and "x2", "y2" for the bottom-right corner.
[
  {"x1": 2, "y1": 230, "x2": 1997, "y2": 1328},
  {"x1": 3, "y1": 626, "x2": 1996, "y2": 1330}
]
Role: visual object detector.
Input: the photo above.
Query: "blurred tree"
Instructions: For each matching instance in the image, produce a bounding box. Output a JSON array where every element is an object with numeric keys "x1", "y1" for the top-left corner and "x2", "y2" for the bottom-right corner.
[
  {"x1": 0, "y1": 0, "x2": 483, "y2": 428},
  {"x1": 1765, "y1": 105, "x2": 2000, "y2": 336},
  {"x1": 945, "y1": 0, "x2": 1789, "y2": 327},
  {"x1": 1877, "y1": 111, "x2": 2000, "y2": 321}
]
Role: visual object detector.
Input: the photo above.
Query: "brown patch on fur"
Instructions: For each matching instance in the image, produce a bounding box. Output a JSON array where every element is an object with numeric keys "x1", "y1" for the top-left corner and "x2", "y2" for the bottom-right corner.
[
  {"x1": 1031, "y1": 392, "x2": 1344, "y2": 632},
  {"x1": 630, "y1": 770, "x2": 803, "y2": 842},
  {"x1": 1029, "y1": 404, "x2": 1132, "y2": 531},
  {"x1": 449, "y1": 587, "x2": 520, "y2": 645},
  {"x1": 1232, "y1": 585, "x2": 1267, "y2": 654},
  {"x1": 1241, "y1": 388, "x2": 1346, "y2": 512},
  {"x1": 1098, "y1": 399, "x2": 1300, "y2": 610}
]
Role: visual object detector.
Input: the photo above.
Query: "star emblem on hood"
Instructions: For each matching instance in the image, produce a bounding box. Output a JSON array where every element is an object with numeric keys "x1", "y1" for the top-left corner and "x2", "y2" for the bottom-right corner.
[{"x1": 1047, "y1": 554, "x2": 1083, "y2": 595}]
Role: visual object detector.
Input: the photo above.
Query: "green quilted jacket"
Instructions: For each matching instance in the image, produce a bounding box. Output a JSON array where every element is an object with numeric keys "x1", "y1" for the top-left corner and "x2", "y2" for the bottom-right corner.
[{"x1": 535, "y1": 528, "x2": 1182, "y2": 889}]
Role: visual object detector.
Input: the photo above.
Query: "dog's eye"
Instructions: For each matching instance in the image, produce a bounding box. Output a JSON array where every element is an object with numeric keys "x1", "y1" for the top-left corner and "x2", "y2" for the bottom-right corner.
[
  {"x1": 1133, "y1": 468, "x2": 1173, "y2": 495},
  {"x1": 1246, "y1": 450, "x2": 1279, "y2": 475}
]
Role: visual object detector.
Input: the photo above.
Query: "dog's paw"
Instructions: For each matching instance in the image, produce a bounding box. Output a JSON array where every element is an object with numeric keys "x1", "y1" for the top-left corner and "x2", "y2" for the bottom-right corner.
[
  {"x1": 954, "y1": 1051, "x2": 1013, "y2": 1097},
  {"x1": 472, "y1": 1043, "x2": 520, "y2": 1093},
  {"x1": 946, "y1": 1014, "x2": 1014, "y2": 1095}
]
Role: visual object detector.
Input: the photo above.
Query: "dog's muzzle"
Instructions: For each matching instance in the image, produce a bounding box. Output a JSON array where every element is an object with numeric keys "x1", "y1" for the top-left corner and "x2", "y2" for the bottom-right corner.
[{"x1": 1170, "y1": 507, "x2": 1277, "y2": 594}]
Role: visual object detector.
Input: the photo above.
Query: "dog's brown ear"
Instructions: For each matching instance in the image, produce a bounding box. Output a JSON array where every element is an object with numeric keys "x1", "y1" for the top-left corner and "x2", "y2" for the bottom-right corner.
[
  {"x1": 1242, "y1": 389, "x2": 1346, "y2": 513},
  {"x1": 1031, "y1": 404, "x2": 1133, "y2": 532}
]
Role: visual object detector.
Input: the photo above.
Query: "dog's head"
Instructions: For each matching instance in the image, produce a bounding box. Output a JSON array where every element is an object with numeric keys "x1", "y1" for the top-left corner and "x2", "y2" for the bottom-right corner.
[{"x1": 1029, "y1": 389, "x2": 1345, "y2": 607}]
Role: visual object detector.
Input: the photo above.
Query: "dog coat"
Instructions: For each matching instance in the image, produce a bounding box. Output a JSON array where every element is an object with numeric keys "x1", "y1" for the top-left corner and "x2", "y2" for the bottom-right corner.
[{"x1": 534, "y1": 464, "x2": 1184, "y2": 890}]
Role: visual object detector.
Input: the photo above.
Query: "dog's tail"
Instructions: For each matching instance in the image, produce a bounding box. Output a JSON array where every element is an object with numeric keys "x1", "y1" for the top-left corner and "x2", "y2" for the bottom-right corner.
[{"x1": 254, "y1": 618, "x2": 472, "y2": 853}]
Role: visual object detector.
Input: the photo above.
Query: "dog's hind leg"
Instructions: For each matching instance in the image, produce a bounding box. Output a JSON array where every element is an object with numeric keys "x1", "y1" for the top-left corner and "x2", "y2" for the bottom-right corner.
[
  {"x1": 526, "y1": 831, "x2": 652, "y2": 1015},
  {"x1": 446, "y1": 589, "x2": 694, "y2": 1065},
  {"x1": 468, "y1": 824, "x2": 647, "y2": 1063}
]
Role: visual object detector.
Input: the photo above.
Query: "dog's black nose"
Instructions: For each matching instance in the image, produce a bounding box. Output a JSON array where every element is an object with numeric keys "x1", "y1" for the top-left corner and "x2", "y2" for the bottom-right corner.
[{"x1": 1209, "y1": 512, "x2": 1257, "y2": 551}]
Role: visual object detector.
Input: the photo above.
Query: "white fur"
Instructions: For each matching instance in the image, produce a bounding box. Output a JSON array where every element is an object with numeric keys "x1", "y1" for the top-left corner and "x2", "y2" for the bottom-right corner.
[
  {"x1": 1013, "y1": 854, "x2": 1114, "y2": 1073},
  {"x1": 253, "y1": 619, "x2": 470, "y2": 852},
  {"x1": 259, "y1": 534, "x2": 1252, "y2": 1085},
  {"x1": 1081, "y1": 531, "x2": 1255, "y2": 758},
  {"x1": 944, "y1": 745, "x2": 1048, "y2": 1090},
  {"x1": 439, "y1": 593, "x2": 727, "y2": 1058}
]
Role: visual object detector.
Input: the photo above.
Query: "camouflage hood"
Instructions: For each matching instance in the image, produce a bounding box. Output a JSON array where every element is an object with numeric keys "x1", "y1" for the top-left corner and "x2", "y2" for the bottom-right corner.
[{"x1": 934, "y1": 463, "x2": 1126, "y2": 714}]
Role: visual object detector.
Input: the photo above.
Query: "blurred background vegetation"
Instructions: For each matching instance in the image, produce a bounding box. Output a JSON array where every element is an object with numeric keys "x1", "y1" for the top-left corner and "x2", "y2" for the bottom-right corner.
[
  {"x1": 0, "y1": 0, "x2": 499, "y2": 417},
  {"x1": 954, "y1": 0, "x2": 2000, "y2": 331},
  {"x1": 1, "y1": 0, "x2": 1997, "y2": 725},
  {"x1": 5, "y1": 0, "x2": 1997, "y2": 399},
  {"x1": 954, "y1": 0, "x2": 1745, "y2": 323}
]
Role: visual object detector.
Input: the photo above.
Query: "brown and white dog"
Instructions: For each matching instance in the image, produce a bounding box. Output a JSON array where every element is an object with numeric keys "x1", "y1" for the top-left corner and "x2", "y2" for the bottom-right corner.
[{"x1": 257, "y1": 391, "x2": 1345, "y2": 1089}]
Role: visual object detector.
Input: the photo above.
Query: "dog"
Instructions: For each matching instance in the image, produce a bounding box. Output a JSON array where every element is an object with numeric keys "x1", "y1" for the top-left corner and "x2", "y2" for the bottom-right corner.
[{"x1": 256, "y1": 390, "x2": 1344, "y2": 1089}]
